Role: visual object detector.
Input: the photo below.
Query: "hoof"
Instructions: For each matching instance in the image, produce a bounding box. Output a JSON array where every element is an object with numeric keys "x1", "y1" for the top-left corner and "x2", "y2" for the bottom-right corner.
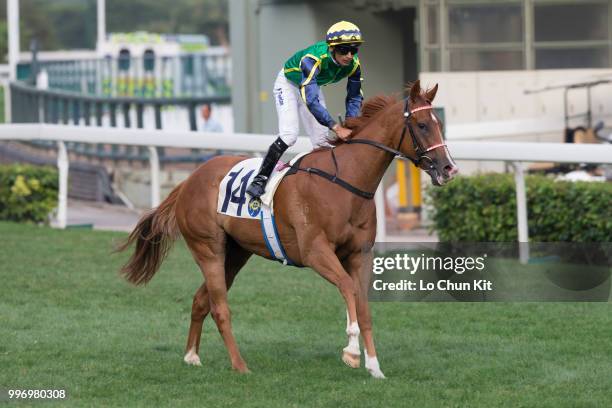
[
  {"x1": 342, "y1": 351, "x2": 361, "y2": 369},
  {"x1": 365, "y1": 355, "x2": 386, "y2": 379},
  {"x1": 368, "y1": 368, "x2": 386, "y2": 379},
  {"x1": 232, "y1": 361, "x2": 251, "y2": 374},
  {"x1": 183, "y1": 351, "x2": 202, "y2": 366}
]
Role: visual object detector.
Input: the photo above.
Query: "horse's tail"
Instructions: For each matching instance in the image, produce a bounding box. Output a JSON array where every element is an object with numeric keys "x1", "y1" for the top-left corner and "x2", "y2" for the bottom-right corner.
[{"x1": 116, "y1": 182, "x2": 183, "y2": 285}]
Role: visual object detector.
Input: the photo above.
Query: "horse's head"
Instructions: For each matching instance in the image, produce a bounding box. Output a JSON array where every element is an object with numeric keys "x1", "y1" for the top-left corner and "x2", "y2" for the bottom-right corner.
[{"x1": 396, "y1": 80, "x2": 458, "y2": 186}]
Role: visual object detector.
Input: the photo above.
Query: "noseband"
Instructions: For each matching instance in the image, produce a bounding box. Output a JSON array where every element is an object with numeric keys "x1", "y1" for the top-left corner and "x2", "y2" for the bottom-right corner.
[{"x1": 346, "y1": 97, "x2": 447, "y2": 169}]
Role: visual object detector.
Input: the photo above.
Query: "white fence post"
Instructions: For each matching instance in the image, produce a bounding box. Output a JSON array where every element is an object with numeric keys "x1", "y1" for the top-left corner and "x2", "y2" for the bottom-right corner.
[
  {"x1": 512, "y1": 161, "x2": 529, "y2": 264},
  {"x1": 4, "y1": 84, "x2": 12, "y2": 123},
  {"x1": 375, "y1": 185, "x2": 386, "y2": 242},
  {"x1": 7, "y1": 0, "x2": 19, "y2": 82},
  {"x1": 56, "y1": 141, "x2": 69, "y2": 229},
  {"x1": 148, "y1": 146, "x2": 160, "y2": 208}
]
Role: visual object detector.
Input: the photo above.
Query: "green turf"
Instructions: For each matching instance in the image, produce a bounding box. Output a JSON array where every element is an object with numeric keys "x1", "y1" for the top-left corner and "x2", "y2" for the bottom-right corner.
[{"x1": 1, "y1": 222, "x2": 611, "y2": 407}]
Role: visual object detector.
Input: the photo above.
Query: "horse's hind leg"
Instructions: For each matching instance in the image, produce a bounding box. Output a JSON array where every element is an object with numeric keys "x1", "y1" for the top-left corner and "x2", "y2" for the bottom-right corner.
[
  {"x1": 184, "y1": 240, "x2": 251, "y2": 367},
  {"x1": 184, "y1": 282, "x2": 209, "y2": 366},
  {"x1": 187, "y1": 236, "x2": 250, "y2": 373}
]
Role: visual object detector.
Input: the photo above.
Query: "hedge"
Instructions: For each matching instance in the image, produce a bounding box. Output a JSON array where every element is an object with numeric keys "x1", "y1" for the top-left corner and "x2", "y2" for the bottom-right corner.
[
  {"x1": 426, "y1": 173, "x2": 612, "y2": 242},
  {"x1": 0, "y1": 164, "x2": 58, "y2": 224}
]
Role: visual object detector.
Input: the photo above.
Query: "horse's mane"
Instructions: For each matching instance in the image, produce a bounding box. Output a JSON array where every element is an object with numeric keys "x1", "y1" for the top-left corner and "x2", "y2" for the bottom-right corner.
[
  {"x1": 345, "y1": 94, "x2": 397, "y2": 132},
  {"x1": 344, "y1": 83, "x2": 435, "y2": 134}
]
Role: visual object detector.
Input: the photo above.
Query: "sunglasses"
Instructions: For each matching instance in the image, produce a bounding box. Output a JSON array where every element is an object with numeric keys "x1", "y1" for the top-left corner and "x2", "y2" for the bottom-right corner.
[{"x1": 335, "y1": 45, "x2": 359, "y2": 55}]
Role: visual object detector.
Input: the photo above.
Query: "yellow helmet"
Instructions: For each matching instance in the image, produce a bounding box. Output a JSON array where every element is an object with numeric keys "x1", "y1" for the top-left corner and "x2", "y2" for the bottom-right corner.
[{"x1": 326, "y1": 21, "x2": 363, "y2": 46}]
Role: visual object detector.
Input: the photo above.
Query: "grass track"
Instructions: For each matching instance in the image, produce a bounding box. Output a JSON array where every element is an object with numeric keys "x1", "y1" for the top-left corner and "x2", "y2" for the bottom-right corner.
[{"x1": 1, "y1": 222, "x2": 611, "y2": 407}]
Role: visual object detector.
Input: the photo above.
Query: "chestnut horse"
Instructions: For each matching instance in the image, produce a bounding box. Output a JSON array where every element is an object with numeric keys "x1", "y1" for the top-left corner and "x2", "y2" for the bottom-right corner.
[{"x1": 118, "y1": 80, "x2": 458, "y2": 378}]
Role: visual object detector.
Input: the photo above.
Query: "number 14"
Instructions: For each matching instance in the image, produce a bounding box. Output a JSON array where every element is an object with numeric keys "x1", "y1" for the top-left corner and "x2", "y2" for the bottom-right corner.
[{"x1": 221, "y1": 168, "x2": 255, "y2": 216}]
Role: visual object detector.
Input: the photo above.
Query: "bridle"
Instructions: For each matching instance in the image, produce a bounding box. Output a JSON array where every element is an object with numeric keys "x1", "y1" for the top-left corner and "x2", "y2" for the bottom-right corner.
[
  {"x1": 289, "y1": 97, "x2": 447, "y2": 200},
  {"x1": 345, "y1": 97, "x2": 446, "y2": 170}
]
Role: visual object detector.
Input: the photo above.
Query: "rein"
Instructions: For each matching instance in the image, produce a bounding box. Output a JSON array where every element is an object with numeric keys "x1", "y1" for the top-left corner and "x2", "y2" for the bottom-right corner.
[
  {"x1": 347, "y1": 98, "x2": 446, "y2": 168},
  {"x1": 290, "y1": 98, "x2": 446, "y2": 200}
]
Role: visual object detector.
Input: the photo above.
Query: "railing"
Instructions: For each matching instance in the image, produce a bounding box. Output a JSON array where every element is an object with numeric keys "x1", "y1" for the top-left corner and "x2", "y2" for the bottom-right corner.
[
  {"x1": 10, "y1": 81, "x2": 230, "y2": 129},
  {"x1": 446, "y1": 117, "x2": 564, "y2": 140},
  {"x1": 9, "y1": 81, "x2": 231, "y2": 162},
  {"x1": 18, "y1": 52, "x2": 231, "y2": 98},
  {"x1": 1, "y1": 123, "x2": 611, "y2": 248}
]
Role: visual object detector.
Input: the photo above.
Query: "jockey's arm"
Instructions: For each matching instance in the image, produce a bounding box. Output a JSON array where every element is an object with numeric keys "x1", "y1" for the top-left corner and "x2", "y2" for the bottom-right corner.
[
  {"x1": 345, "y1": 64, "x2": 363, "y2": 119},
  {"x1": 300, "y1": 57, "x2": 337, "y2": 129}
]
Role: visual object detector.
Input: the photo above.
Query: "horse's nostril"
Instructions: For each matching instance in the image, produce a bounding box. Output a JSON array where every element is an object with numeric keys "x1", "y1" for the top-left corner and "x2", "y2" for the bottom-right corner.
[{"x1": 444, "y1": 165, "x2": 458, "y2": 176}]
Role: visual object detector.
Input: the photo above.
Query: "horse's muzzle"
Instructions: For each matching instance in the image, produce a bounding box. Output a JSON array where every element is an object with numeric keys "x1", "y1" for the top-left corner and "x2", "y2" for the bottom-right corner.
[{"x1": 426, "y1": 160, "x2": 459, "y2": 186}]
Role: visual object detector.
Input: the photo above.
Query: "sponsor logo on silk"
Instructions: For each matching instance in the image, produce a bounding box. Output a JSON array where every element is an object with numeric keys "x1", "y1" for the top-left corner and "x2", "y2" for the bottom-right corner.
[
  {"x1": 275, "y1": 88, "x2": 284, "y2": 106},
  {"x1": 248, "y1": 197, "x2": 262, "y2": 217}
]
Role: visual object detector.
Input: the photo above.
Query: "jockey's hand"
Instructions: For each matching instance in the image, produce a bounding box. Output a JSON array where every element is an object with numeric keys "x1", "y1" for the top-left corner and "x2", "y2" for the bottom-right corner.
[{"x1": 332, "y1": 124, "x2": 353, "y2": 141}]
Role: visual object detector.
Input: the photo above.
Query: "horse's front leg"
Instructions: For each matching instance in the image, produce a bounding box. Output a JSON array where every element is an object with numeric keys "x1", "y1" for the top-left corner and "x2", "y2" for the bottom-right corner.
[
  {"x1": 342, "y1": 308, "x2": 361, "y2": 369},
  {"x1": 343, "y1": 250, "x2": 386, "y2": 379},
  {"x1": 302, "y1": 237, "x2": 361, "y2": 369}
]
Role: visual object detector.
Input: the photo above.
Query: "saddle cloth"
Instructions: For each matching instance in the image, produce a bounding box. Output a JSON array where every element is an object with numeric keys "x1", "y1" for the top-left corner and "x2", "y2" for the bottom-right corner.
[{"x1": 217, "y1": 152, "x2": 307, "y2": 219}]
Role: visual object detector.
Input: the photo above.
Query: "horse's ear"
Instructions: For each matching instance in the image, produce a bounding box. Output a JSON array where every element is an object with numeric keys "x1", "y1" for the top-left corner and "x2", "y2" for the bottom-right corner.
[
  {"x1": 425, "y1": 83, "x2": 438, "y2": 103},
  {"x1": 410, "y1": 80, "x2": 421, "y2": 101}
]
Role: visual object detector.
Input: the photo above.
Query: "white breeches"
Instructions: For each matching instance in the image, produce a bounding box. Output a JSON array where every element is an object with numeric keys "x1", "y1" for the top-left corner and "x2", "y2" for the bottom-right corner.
[{"x1": 273, "y1": 69, "x2": 336, "y2": 148}]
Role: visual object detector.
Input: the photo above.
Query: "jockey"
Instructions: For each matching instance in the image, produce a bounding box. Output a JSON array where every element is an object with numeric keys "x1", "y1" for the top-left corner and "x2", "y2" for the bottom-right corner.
[{"x1": 246, "y1": 20, "x2": 364, "y2": 198}]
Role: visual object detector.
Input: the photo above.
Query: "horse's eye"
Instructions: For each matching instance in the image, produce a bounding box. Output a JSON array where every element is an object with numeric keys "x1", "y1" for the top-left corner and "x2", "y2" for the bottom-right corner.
[{"x1": 418, "y1": 123, "x2": 427, "y2": 130}]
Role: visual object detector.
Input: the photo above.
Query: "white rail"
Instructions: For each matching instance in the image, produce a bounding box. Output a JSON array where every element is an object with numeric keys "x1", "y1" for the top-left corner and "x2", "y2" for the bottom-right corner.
[
  {"x1": 446, "y1": 117, "x2": 564, "y2": 141},
  {"x1": 1, "y1": 124, "x2": 611, "y2": 245}
]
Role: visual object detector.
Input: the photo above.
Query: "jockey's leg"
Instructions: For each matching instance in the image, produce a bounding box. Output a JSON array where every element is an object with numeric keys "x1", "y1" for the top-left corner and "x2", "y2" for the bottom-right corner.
[
  {"x1": 246, "y1": 137, "x2": 288, "y2": 198},
  {"x1": 247, "y1": 70, "x2": 298, "y2": 198},
  {"x1": 298, "y1": 88, "x2": 336, "y2": 148},
  {"x1": 184, "y1": 241, "x2": 251, "y2": 366}
]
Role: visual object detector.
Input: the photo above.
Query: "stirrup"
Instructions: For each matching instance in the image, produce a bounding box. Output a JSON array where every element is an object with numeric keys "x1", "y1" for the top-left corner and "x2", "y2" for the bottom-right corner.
[{"x1": 247, "y1": 176, "x2": 267, "y2": 198}]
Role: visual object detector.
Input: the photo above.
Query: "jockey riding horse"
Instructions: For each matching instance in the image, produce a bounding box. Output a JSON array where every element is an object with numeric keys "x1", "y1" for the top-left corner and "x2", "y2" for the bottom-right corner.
[{"x1": 247, "y1": 21, "x2": 364, "y2": 198}]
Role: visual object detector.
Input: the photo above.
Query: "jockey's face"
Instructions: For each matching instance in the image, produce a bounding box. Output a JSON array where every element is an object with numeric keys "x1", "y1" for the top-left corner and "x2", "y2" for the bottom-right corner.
[{"x1": 332, "y1": 44, "x2": 359, "y2": 66}]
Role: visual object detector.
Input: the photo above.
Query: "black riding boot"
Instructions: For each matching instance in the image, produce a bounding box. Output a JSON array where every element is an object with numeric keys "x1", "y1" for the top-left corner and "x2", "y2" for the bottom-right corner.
[{"x1": 246, "y1": 137, "x2": 289, "y2": 198}]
